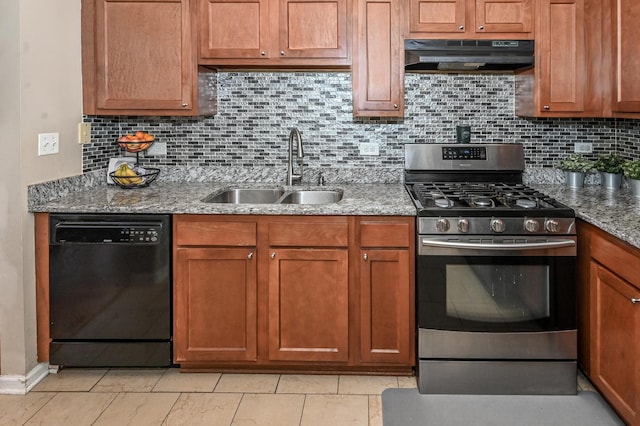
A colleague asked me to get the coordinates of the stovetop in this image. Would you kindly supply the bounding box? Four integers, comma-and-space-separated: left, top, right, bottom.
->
407, 182, 575, 218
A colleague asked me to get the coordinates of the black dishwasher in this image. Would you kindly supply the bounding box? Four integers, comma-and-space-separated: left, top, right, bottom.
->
49, 214, 172, 367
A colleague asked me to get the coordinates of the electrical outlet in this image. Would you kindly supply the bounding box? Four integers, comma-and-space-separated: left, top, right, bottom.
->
146, 141, 167, 156
574, 142, 593, 153
359, 142, 380, 156
78, 123, 91, 144
38, 133, 59, 156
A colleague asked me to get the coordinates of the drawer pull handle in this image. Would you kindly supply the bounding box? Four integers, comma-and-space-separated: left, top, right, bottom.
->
632, 298, 640, 304
271, 252, 276, 259
363, 253, 368, 260
247, 252, 253, 259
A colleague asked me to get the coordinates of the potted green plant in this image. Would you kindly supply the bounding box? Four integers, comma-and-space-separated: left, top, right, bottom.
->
594, 153, 625, 191
555, 153, 594, 189
623, 159, 640, 197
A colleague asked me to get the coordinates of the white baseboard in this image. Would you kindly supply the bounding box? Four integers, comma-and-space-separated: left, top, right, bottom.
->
0, 363, 49, 395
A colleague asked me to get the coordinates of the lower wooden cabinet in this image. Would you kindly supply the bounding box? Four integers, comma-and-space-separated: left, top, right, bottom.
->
268, 248, 349, 362
360, 249, 411, 364
174, 247, 258, 363
578, 220, 640, 425
172, 214, 415, 372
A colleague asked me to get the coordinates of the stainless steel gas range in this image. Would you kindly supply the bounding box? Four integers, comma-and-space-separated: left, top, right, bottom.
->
405, 143, 577, 395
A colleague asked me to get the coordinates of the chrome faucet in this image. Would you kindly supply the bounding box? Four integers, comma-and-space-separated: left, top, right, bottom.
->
287, 127, 304, 185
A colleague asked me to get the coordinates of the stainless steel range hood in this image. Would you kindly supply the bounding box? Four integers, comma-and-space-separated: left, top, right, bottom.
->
405, 39, 534, 71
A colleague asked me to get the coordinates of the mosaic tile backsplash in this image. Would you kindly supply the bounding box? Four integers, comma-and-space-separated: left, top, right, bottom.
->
84, 72, 639, 178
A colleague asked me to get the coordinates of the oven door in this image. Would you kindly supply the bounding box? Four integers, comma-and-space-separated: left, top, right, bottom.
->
417, 236, 577, 333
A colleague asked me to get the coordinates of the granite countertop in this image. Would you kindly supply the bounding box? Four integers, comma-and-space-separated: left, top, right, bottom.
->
531, 184, 640, 249
29, 182, 417, 216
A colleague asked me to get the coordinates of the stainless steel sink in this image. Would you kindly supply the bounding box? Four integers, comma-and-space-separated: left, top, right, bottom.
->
202, 187, 343, 205
201, 188, 284, 204
279, 190, 343, 205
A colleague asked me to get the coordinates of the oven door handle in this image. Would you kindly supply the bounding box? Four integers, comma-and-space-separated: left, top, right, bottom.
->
421, 238, 576, 251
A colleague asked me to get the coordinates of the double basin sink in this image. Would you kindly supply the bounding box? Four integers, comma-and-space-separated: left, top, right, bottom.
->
202, 187, 343, 205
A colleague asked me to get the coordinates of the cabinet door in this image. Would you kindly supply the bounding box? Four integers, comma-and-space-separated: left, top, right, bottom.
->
537, 0, 585, 113
92, 0, 194, 112
199, 0, 270, 59
360, 249, 412, 364
409, 0, 465, 33
611, 0, 640, 113
475, 0, 532, 33
353, 0, 404, 117
590, 262, 640, 425
268, 248, 349, 362
279, 0, 349, 60
174, 248, 257, 363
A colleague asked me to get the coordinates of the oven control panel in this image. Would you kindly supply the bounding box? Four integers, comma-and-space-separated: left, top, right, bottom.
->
418, 217, 576, 235
442, 146, 487, 160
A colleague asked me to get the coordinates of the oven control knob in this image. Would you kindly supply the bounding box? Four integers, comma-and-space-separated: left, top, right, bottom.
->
457, 219, 470, 233
490, 218, 506, 233
436, 218, 450, 232
545, 219, 560, 233
524, 219, 540, 233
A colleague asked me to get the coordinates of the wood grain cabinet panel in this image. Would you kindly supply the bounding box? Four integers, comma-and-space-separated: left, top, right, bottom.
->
198, 0, 350, 65
174, 247, 258, 362
590, 263, 640, 425
352, 0, 405, 117
409, 0, 532, 36
268, 248, 349, 362
611, 0, 640, 113
82, 0, 208, 115
578, 221, 640, 426
199, 0, 271, 59
359, 249, 411, 364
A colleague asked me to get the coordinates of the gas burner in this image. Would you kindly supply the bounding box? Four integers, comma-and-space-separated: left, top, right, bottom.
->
435, 198, 454, 208
470, 197, 495, 208
516, 199, 537, 209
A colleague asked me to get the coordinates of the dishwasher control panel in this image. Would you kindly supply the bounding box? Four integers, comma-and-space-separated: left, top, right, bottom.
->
50, 215, 167, 245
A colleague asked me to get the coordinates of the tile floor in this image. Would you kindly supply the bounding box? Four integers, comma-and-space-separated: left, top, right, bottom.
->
0, 369, 597, 426
0, 369, 417, 425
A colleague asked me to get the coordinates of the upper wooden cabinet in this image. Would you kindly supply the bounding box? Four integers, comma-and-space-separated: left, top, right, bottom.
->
82, 0, 215, 116
609, 0, 640, 114
515, 0, 606, 117
409, 0, 533, 38
352, 0, 405, 117
198, 0, 351, 66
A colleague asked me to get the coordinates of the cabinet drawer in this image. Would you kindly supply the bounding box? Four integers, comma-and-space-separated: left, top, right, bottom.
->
590, 230, 640, 289
268, 222, 348, 247
360, 221, 411, 248
175, 218, 257, 246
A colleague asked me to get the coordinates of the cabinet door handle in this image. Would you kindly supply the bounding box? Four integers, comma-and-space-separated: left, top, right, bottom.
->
270, 252, 276, 259
543, 105, 550, 110
479, 25, 484, 30
181, 103, 189, 108
247, 252, 254, 259
393, 103, 399, 109
459, 25, 464, 30
261, 51, 267, 56
363, 253, 368, 260
280, 51, 285, 56
632, 298, 640, 304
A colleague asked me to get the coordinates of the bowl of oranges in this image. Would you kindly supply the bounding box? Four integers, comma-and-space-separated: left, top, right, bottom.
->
117, 131, 155, 153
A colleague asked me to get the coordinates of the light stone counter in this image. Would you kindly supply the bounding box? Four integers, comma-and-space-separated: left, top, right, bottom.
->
531, 184, 640, 249
29, 181, 417, 217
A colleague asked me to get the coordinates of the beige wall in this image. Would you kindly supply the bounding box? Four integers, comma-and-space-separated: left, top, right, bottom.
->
0, 0, 83, 378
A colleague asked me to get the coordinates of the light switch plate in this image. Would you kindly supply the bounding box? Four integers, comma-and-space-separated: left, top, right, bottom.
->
146, 141, 167, 156
359, 142, 380, 156
78, 123, 91, 144
38, 133, 59, 156
574, 142, 593, 153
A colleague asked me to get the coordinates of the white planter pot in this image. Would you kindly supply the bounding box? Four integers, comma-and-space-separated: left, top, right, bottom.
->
564, 171, 585, 189
599, 172, 622, 191
629, 178, 640, 198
